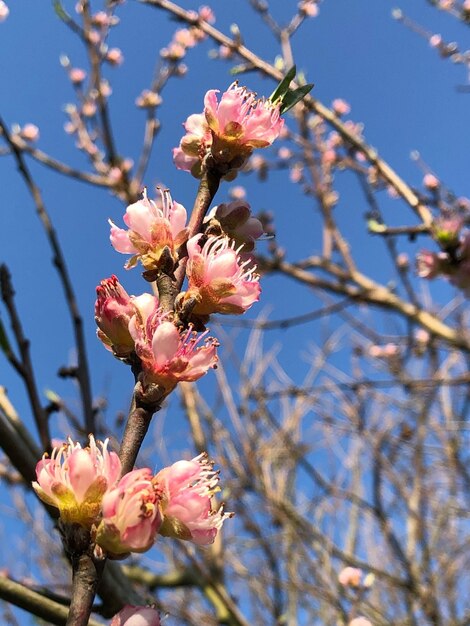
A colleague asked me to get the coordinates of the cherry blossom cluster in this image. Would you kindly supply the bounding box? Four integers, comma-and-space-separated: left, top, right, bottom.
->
174, 82, 284, 179
33, 436, 231, 554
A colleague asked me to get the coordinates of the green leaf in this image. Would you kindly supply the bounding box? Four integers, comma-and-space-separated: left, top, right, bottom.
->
367, 219, 387, 234
269, 65, 297, 103
52, 0, 68, 21
279, 83, 314, 113
0, 317, 11, 355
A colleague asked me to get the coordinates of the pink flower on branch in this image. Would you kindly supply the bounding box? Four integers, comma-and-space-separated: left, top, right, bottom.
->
111, 606, 161, 626
32, 436, 121, 526
129, 306, 218, 392
109, 189, 188, 275
155, 453, 232, 545
174, 83, 284, 178
184, 235, 261, 316
95, 468, 163, 555
338, 566, 362, 587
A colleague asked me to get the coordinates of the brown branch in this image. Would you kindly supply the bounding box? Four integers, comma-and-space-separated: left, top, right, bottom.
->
0, 574, 103, 626
143, 0, 433, 227
0, 265, 50, 451
263, 257, 470, 351
0, 117, 95, 435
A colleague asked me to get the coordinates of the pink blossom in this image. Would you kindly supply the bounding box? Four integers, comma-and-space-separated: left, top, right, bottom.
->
229, 185, 246, 200
338, 567, 362, 587
298, 1, 319, 17
464, 0, 470, 11
396, 252, 409, 269
32, 436, 121, 526
199, 5, 215, 22
349, 619, 373, 626
129, 308, 218, 392
332, 98, 351, 116
278, 146, 292, 160
109, 189, 188, 273
204, 83, 284, 161
429, 34, 442, 48
173, 28, 197, 47
92, 11, 117, 28
0, 1, 9, 21
185, 235, 261, 315
107, 47, 124, 66
82, 101, 97, 117
174, 83, 284, 177
204, 201, 264, 252
368, 343, 399, 359
135, 90, 162, 108
111, 606, 161, 626
69, 67, 86, 84
96, 469, 163, 555
156, 453, 232, 545
160, 42, 186, 60
423, 173, 439, 190
20, 124, 40, 142
416, 249, 447, 279
218, 44, 233, 59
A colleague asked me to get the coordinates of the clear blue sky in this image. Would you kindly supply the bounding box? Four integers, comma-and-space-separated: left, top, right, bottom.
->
0, 0, 469, 622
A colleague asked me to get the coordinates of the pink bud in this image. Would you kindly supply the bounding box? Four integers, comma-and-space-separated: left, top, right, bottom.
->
396, 253, 409, 269
32, 436, 121, 526
156, 453, 232, 545
0, 1, 9, 21
332, 98, 351, 116
20, 124, 40, 142
338, 567, 362, 587
423, 173, 439, 190
69, 67, 86, 84
298, 1, 318, 17
429, 34, 442, 48
110, 605, 161, 626
95, 276, 136, 358
135, 90, 162, 108
107, 47, 124, 66
199, 5, 215, 23
416, 249, 447, 279
229, 185, 246, 200
349, 619, 373, 626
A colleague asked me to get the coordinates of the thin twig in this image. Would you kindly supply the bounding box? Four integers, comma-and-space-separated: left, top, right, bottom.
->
0, 117, 95, 435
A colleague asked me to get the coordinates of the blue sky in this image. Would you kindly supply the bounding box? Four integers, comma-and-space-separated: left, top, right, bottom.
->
0, 0, 469, 622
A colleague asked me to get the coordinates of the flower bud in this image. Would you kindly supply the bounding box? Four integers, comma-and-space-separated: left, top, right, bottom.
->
338, 567, 362, 587
110, 605, 161, 626
95, 276, 135, 357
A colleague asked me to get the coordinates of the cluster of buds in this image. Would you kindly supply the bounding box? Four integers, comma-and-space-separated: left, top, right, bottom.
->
416, 217, 470, 293
33, 437, 231, 555
160, 6, 215, 62
174, 82, 284, 179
